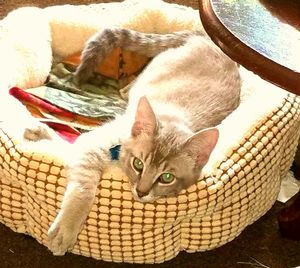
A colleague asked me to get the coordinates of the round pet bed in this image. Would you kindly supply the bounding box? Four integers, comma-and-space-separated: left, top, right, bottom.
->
0, 0, 300, 264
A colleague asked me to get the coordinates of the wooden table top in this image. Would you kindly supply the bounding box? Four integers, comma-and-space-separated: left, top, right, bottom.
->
199, 0, 300, 95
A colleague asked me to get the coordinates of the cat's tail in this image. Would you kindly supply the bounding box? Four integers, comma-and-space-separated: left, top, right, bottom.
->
75, 28, 203, 84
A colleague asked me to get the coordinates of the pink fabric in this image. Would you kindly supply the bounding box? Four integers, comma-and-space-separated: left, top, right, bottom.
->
9, 87, 81, 143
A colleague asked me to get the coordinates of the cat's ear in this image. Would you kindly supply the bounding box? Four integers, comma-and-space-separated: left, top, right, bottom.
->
132, 96, 157, 137
184, 127, 219, 167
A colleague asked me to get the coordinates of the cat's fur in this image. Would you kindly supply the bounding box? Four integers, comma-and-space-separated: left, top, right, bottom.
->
24, 28, 241, 255
75, 28, 203, 84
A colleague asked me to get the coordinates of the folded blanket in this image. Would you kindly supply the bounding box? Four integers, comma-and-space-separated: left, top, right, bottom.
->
8, 41, 152, 137
9, 87, 82, 143
10, 86, 100, 125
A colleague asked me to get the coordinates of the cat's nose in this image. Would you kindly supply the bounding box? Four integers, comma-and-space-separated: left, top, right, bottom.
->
136, 190, 148, 198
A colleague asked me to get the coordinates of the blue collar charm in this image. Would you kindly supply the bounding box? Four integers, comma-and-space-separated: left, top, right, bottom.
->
109, 145, 121, 160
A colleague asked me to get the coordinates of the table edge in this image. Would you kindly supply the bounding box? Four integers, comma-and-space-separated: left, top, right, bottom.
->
198, 0, 300, 95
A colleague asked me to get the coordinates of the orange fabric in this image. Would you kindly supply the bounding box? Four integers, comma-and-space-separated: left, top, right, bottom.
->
63, 48, 149, 80
121, 50, 149, 77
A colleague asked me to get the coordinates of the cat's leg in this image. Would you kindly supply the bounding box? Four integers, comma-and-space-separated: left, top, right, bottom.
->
48, 144, 109, 255
0, 114, 61, 143
48, 115, 131, 255
23, 120, 61, 142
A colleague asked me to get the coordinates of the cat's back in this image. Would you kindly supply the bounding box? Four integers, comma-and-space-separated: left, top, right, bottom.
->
128, 35, 241, 130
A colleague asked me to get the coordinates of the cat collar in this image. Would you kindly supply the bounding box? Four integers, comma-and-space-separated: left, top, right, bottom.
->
109, 145, 121, 160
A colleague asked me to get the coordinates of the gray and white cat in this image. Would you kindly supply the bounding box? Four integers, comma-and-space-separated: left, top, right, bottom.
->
24, 28, 241, 255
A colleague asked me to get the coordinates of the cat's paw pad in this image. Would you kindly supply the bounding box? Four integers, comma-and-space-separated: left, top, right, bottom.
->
48, 220, 78, 256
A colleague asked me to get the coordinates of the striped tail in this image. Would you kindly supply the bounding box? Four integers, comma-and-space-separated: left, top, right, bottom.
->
75, 28, 203, 84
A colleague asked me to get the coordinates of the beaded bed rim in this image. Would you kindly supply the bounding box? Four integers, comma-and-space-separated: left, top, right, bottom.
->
0, 93, 299, 263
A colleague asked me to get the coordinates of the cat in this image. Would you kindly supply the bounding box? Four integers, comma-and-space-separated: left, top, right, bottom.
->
23, 28, 241, 255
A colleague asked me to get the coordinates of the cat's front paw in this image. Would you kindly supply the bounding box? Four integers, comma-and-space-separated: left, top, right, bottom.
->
23, 122, 55, 142
48, 217, 79, 256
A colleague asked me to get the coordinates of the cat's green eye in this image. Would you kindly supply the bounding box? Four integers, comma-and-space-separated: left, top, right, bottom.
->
133, 157, 144, 172
159, 173, 175, 184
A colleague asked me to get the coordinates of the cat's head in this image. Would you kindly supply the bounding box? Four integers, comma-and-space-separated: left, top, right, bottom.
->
120, 97, 219, 203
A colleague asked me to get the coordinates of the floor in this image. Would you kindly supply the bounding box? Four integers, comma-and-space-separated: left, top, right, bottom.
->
1, 169, 300, 268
